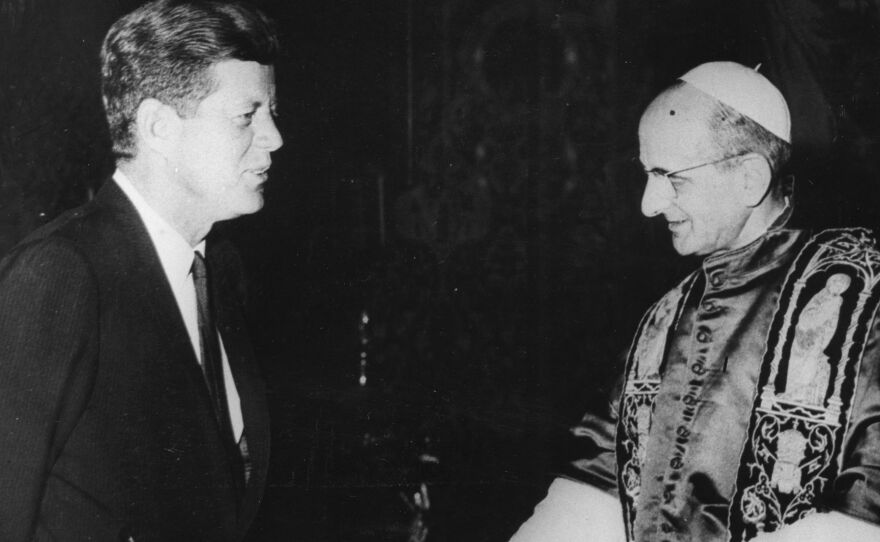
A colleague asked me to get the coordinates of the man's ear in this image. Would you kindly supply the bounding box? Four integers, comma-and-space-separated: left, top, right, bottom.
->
134, 98, 182, 158
738, 153, 773, 208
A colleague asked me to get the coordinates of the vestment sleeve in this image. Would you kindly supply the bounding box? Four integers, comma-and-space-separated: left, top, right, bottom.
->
508, 477, 626, 542
507, 378, 624, 542
555, 378, 621, 494
829, 305, 880, 525
0, 239, 99, 540
750, 511, 880, 541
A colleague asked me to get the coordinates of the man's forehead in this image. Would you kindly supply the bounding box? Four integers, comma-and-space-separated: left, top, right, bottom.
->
638, 84, 718, 165
203, 59, 277, 104
641, 84, 716, 129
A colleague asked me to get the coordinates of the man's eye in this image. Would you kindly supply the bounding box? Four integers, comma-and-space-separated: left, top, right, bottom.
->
237, 111, 256, 125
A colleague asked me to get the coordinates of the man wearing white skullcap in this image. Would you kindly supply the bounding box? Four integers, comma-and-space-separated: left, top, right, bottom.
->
509, 61, 880, 542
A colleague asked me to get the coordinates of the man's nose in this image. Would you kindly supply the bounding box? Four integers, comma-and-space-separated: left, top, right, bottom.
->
641, 174, 674, 217
256, 116, 283, 152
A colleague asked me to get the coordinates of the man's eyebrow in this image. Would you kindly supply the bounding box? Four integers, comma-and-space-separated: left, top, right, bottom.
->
230, 99, 260, 112
237, 98, 269, 109
634, 156, 663, 174
247, 97, 279, 114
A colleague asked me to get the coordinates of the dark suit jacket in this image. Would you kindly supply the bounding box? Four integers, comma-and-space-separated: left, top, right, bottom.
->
0, 180, 270, 541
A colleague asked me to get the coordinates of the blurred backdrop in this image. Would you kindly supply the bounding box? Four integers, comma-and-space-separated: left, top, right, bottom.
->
3, 0, 880, 540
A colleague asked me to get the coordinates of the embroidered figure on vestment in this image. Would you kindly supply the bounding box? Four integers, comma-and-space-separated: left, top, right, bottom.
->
781, 273, 850, 406
729, 229, 880, 542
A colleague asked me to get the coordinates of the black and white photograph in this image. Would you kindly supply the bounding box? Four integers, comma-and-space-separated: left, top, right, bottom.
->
1, 0, 880, 540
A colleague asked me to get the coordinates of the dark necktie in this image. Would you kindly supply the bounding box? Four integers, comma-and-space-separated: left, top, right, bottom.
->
192, 252, 238, 453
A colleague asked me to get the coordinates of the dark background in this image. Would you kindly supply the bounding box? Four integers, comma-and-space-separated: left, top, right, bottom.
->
3, 0, 880, 540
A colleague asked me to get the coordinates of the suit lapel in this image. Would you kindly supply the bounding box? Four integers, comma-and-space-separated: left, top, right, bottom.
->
95, 181, 201, 371
98, 180, 269, 526
96, 182, 244, 480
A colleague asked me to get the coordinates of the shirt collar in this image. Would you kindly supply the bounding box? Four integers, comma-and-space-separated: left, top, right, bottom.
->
700, 213, 805, 292
113, 169, 205, 286
698, 178, 804, 291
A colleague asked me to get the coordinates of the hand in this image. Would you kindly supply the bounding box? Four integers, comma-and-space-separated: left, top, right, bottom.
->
508, 478, 625, 542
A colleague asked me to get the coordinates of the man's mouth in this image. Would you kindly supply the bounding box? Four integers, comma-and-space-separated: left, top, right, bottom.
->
667, 219, 688, 231
247, 166, 270, 182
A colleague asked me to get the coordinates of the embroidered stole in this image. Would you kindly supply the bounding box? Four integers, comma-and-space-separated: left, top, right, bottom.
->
616, 272, 697, 540
614, 229, 880, 542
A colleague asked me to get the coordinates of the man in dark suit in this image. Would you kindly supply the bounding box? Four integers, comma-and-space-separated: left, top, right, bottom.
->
0, 1, 282, 540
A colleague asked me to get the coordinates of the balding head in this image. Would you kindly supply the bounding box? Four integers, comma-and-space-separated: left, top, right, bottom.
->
641, 80, 791, 177
639, 82, 724, 176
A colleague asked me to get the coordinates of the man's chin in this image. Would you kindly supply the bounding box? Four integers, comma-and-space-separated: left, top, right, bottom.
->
671, 236, 697, 257
245, 198, 265, 215
245, 189, 265, 210
224, 195, 265, 221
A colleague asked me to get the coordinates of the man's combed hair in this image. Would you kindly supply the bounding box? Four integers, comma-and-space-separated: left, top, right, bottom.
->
101, 0, 280, 159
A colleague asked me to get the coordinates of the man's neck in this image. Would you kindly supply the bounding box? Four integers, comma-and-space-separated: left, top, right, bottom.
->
733, 196, 790, 250
118, 161, 212, 247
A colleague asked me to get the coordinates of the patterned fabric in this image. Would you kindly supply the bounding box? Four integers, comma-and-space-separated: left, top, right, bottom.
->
617, 275, 696, 535
565, 226, 880, 541
728, 229, 880, 541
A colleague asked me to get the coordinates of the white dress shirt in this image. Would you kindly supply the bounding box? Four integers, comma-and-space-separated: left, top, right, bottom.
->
113, 170, 244, 442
